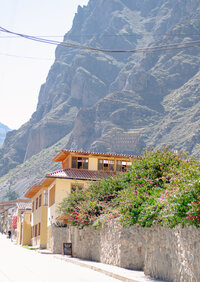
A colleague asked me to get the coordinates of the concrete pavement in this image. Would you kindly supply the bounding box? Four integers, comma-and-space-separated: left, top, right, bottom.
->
1, 234, 165, 282
53, 255, 164, 282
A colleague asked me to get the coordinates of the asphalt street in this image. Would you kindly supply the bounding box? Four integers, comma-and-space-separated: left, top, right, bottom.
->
0, 234, 119, 282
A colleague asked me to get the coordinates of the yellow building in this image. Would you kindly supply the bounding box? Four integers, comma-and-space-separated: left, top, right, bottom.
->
0, 199, 30, 238
25, 150, 133, 251
53, 150, 133, 172
16, 202, 32, 246
24, 181, 51, 249
47, 150, 133, 223
46, 150, 133, 250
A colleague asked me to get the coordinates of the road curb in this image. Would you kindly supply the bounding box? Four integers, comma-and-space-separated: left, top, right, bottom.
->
54, 256, 140, 282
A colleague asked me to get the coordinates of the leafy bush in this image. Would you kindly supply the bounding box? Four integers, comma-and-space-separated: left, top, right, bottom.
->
58, 148, 200, 229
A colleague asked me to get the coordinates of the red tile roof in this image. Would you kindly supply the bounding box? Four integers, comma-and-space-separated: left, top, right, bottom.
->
0, 199, 30, 206
53, 149, 135, 162
63, 149, 134, 157
46, 168, 116, 181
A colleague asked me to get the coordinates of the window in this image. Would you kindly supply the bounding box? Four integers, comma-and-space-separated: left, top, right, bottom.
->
36, 197, 38, 210
71, 157, 88, 169
32, 201, 34, 212
116, 160, 132, 172
98, 159, 114, 171
38, 223, 41, 236
49, 186, 55, 207
44, 190, 48, 206
71, 184, 84, 193
39, 195, 42, 207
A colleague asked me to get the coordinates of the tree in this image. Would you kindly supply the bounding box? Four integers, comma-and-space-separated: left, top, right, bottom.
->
4, 187, 19, 201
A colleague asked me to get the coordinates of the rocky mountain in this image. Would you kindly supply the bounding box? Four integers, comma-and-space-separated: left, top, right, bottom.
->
1, 0, 200, 199
0, 122, 10, 146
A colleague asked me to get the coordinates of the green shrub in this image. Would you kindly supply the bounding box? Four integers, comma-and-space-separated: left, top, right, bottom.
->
58, 148, 200, 229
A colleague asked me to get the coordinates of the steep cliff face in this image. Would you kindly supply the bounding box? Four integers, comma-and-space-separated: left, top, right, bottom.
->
0, 0, 200, 197
64, 0, 200, 155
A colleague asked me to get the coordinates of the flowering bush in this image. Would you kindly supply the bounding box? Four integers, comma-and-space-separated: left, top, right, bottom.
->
58, 148, 200, 229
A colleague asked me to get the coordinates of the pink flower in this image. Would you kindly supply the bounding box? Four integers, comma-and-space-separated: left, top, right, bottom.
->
149, 180, 152, 184
135, 190, 138, 194
130, 204, 133, 207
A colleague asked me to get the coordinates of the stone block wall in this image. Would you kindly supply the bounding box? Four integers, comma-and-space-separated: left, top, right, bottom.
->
50, 223, 200, 282
51, 225, 71, 254
144, 226, 200, 281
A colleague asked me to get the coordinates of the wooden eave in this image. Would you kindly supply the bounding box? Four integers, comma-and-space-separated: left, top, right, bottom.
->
24, 178, 54, 198
52, 150, 69, 162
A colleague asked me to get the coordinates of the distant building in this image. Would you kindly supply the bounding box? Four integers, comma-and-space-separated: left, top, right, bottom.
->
0, 199, 31, 241
16, 202, 32, 246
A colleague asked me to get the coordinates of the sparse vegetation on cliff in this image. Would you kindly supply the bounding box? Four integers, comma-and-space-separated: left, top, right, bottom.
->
59, 148, 200, 229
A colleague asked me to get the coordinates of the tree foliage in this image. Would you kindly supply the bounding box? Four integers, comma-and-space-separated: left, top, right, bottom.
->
58, 148, 200, 229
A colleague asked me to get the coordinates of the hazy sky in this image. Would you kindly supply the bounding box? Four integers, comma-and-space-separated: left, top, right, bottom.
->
0, 0, 88, 129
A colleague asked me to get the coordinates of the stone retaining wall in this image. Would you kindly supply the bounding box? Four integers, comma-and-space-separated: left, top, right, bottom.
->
50, 223, 200, 282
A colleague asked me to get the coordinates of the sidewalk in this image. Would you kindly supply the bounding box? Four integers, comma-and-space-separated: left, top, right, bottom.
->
53, 254, 165, 282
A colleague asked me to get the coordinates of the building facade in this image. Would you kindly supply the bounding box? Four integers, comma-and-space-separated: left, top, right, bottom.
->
25, 150, 134, 251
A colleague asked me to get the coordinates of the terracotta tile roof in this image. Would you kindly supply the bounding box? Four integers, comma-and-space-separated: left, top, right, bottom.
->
63, 149, 134, 157
53, 149, 135, 162
0, 199, 30, 206
46, 168, 116, 181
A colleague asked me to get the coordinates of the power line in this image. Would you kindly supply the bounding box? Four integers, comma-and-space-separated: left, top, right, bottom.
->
0, 25, 200, 54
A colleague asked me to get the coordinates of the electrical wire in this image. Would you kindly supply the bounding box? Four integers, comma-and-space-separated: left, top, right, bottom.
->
1, 25, 200, 54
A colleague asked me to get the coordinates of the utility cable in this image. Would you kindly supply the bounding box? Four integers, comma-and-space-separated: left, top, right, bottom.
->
1, 25, 200, 54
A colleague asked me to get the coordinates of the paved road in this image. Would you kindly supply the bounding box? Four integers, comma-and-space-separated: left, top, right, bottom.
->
0, 234, 119, 282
